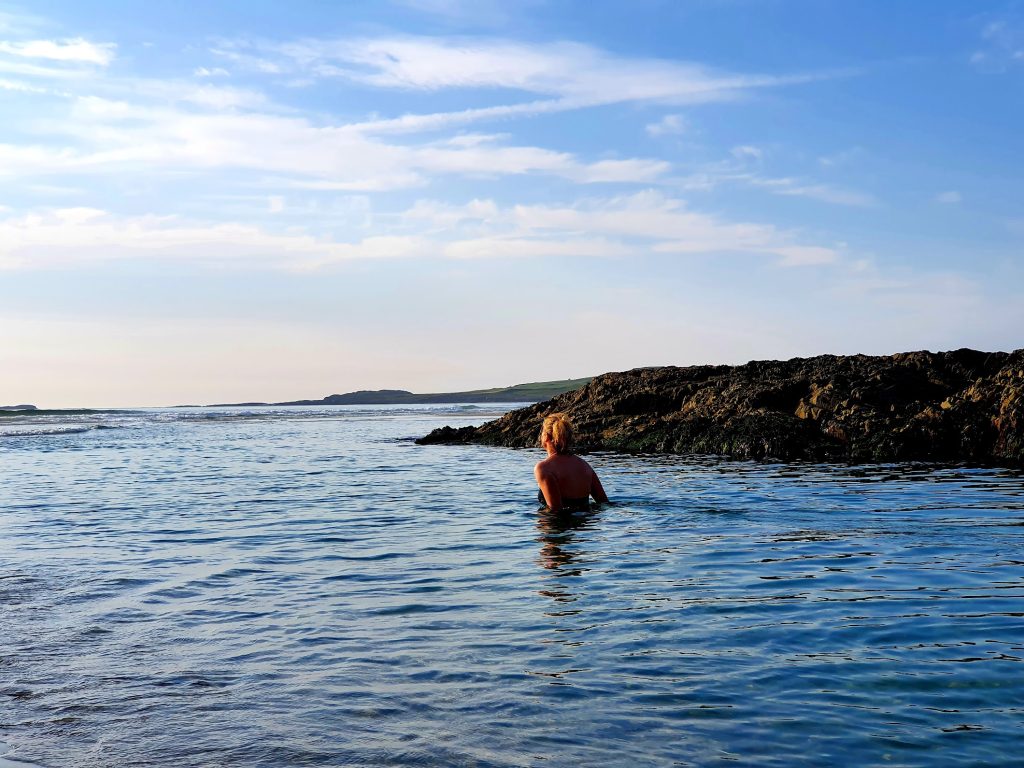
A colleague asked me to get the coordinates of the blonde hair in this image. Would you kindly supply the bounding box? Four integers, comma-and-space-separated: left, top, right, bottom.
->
540, 413, 573, 454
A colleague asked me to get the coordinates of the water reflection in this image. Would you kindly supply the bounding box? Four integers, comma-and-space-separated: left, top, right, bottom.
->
536, 506, 597, 570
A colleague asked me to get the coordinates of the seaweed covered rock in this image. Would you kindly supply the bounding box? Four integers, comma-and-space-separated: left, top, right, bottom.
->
416, 348, 1024, 464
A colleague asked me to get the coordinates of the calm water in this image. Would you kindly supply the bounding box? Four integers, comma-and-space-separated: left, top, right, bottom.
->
1, 405, 1023, 767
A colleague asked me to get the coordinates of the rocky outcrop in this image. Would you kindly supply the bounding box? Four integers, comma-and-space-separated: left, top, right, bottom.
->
417, 349, 1024, 464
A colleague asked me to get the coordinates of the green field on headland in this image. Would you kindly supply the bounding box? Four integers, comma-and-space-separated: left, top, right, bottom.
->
207, 377, 594, 407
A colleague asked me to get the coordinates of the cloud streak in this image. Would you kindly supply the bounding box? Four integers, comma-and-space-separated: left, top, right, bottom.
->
0, 207, 426, 270
5, 95, 669, 190
0, 37, 115, 65
0, 192, 841, 270
264, 36, 833, 105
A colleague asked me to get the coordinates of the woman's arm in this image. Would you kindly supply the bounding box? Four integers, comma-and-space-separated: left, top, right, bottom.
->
535, 462, 562, 512
590, 467, 609, 504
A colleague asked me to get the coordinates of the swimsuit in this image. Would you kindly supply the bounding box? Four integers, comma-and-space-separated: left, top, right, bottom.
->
537, 489, 591, 511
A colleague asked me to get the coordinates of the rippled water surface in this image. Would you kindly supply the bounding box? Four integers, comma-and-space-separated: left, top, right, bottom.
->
2, 405, 1024, 767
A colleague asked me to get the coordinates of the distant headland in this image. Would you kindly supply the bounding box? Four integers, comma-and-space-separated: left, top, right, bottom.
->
418, 348, 1024, 465
202, 377, 593, 408
0, 404, 37, 411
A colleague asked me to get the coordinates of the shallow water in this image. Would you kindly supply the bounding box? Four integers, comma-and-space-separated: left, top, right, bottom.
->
2, 405, 1023, 767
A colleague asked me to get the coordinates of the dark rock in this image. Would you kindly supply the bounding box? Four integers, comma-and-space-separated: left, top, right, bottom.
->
415, 425, 480, 445
416, 348, 1024, 465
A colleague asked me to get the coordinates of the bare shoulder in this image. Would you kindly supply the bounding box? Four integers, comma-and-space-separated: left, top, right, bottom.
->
573, 454, 596, 473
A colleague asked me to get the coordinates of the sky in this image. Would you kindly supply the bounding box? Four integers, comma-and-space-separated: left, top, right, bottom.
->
0, 0, 1022, 407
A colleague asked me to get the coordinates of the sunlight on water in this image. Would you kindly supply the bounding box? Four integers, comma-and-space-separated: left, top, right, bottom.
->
2, 406, 1023, 767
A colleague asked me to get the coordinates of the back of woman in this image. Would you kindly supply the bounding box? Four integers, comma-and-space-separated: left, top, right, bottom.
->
534, 413, 608, 512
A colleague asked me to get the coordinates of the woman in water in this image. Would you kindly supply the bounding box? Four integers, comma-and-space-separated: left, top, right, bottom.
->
534, 413, 608, 512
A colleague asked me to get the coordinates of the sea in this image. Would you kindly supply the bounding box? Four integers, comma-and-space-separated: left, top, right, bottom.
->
1, 404, 1023, 767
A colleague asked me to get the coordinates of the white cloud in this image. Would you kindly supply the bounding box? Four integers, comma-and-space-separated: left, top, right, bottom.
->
506, 190, 841, 265
971, 19, 1024, 73
209, 47, 283, 74
0, 31, 852, 204
730, 145, 763, 162
53, 206, 105, 223
12, 96, 669, 189
0, 193, 841, 270
664, 146, 876, 207
0, 56, 96, 78
766, 245, 840, 267
773, 182, 875, 207
0, 76, 52, 93
0, 207, 426, 270
0, 29, 856, 272
573, 158, 671, 183
346, 98, 570, 135
393, 0, 538, 26
194, 66, 229, 78
645, 114, 687, 137
746, 175, 876, 207
818, 146, 865, 168
443, 235, 630, 259
222, 35, 837, 124
403, 198, 498, 227
935, 190, 962, 204
0, 37, 115, 65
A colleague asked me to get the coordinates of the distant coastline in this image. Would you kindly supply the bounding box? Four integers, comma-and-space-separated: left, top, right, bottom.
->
199, 377, 594, 408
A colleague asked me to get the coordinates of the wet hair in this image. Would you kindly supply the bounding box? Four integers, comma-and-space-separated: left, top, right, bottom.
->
540, 413, 573, 454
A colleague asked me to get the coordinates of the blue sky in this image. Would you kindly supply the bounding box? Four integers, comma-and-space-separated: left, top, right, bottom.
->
1, 0, 1022, 407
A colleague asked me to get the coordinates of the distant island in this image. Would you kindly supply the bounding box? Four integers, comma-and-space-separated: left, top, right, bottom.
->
418, 348, 1024, 465
204, 377, 593, 407
0, 404, 37, 411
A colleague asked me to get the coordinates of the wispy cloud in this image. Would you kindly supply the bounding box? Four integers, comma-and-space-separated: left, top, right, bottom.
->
397, 190, 842, 266
403, 198, 499, 228
970, 19, 1024, 73
218, 35, 840, 118
752, 177, 876, 207
346, 98, 571, 135
0, 9, 47, 35
669, 152, 876, 208
817, 146, 865, 168
0, 192, 842, 270
730, 145, 763, 162
6, 91, 669, 189
194, 66, 229, 78
646, 114, 687, 137
508, 191, 841, 265
0, 37, 115, 65
392, 0, 539, 26
0, 26, 859, 273
935, 190, 962, 204
0, 207, 426, 270
443, 235, 631, 260
0, 28, 854, 204
0, 76, 53, 93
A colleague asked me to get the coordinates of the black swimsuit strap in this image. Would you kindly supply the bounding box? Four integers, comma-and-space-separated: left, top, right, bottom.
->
537, 489, 590, 510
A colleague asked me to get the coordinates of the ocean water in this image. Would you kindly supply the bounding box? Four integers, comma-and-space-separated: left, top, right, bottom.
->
1, 405, 1023, 767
